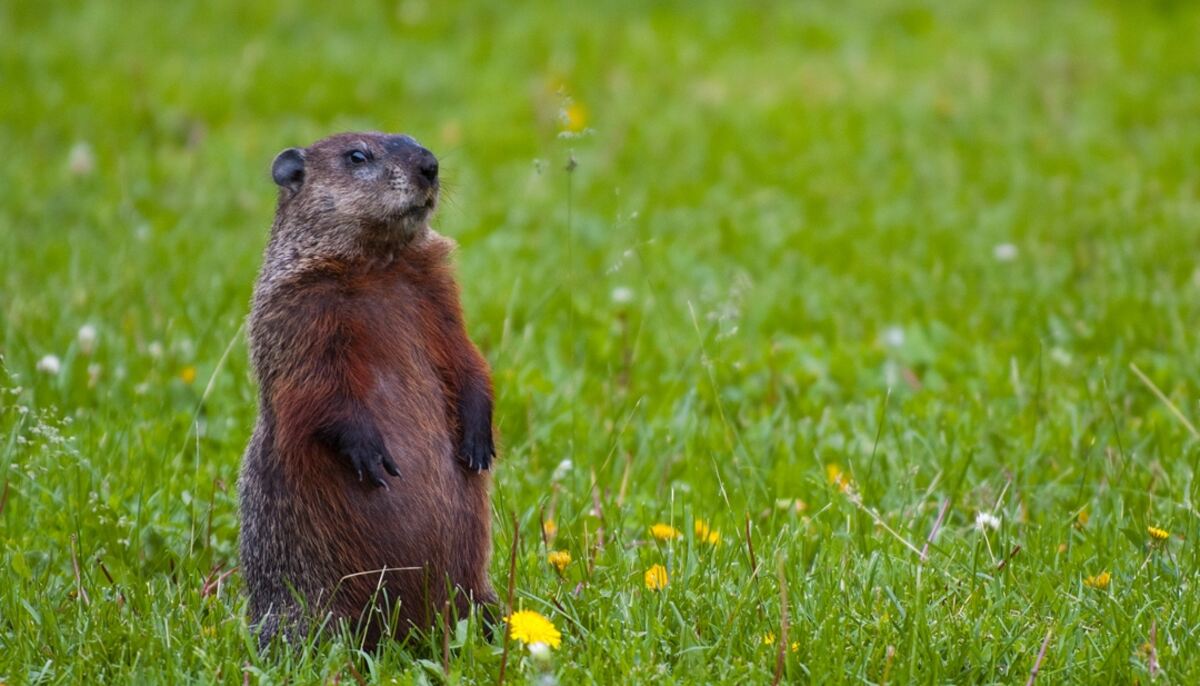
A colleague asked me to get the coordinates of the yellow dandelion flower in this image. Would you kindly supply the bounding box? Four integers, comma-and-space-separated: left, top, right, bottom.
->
826, 464, 852, 493
180, 366, 197, 384
547, 550, 571, 572
1083, 571, 1110, 590
695, 519, 721, 545
644, 564, 668, 591
762, 632, 775, 645
560, 102, 588, 133
1148, 526, 1170, 542
650, 523, 681, 541
543, 519, 557, 538
790, 641, 800, 653
825, 464, 842, 484
506, 610, 562, 649
1076, 509, 1089, 528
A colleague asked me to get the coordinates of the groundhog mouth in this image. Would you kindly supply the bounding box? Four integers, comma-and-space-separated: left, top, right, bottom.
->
382, 194, 437, 235
397, 196, 436, 219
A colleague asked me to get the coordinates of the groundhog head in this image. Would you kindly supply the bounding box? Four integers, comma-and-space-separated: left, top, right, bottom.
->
269, 132, 440, 256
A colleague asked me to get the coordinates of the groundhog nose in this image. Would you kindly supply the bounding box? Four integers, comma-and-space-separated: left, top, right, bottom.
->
416, 149, 438, 184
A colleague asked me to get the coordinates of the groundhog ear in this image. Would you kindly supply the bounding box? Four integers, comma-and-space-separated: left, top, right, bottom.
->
271, 148, 306, 192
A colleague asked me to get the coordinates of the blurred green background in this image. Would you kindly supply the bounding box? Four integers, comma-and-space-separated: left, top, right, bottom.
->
3, 0, 1200, 683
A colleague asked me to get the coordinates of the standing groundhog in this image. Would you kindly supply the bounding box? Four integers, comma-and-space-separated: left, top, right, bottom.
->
239, 132, 497, 648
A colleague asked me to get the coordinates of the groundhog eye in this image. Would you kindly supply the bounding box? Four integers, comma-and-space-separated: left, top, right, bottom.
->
347, 150, 369, 165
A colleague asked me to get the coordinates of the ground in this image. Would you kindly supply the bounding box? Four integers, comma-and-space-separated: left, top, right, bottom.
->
3, 0, 1200, 683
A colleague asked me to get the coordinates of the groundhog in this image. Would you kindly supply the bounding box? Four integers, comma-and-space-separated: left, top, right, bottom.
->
238, 132, 497, 648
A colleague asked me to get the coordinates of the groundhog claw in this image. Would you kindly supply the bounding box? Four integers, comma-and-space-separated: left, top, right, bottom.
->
382, 454, 401, 477
459, 428, 495, 473
362, 448, 401, 488
347, 449, 398, 489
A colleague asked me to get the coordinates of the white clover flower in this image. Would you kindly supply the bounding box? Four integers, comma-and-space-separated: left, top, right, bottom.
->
993, 243, 1018, 262
974, 512, 1001, 532
68, 142, 95, 176
77, 324, 98, 355
147, 341, 164, 359
882, 326, 905, 348
528, 641, 551, 661
36, 355, 61, 375
551, 459, 573, 482
177, 338, 195, 357
611, 286, 634, 305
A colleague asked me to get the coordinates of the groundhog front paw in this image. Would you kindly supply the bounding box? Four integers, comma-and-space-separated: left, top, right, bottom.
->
348, 445, 401, 489
458, 426, 494, 473
317, 420, 400, 489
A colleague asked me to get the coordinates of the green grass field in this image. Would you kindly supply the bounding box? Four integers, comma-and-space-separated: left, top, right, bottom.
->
4, 0, 1200, 683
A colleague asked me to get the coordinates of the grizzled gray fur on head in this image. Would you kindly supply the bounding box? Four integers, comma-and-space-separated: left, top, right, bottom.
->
262, 132, 441, 282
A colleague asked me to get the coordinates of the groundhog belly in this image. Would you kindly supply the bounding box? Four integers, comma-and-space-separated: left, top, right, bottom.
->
289, 340, 491, 628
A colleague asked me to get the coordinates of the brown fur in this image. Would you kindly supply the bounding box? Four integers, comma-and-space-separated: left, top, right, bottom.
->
239, 132, 496, 648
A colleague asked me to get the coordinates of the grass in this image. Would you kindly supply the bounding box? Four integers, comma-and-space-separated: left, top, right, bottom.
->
3, 0, 1200, 682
